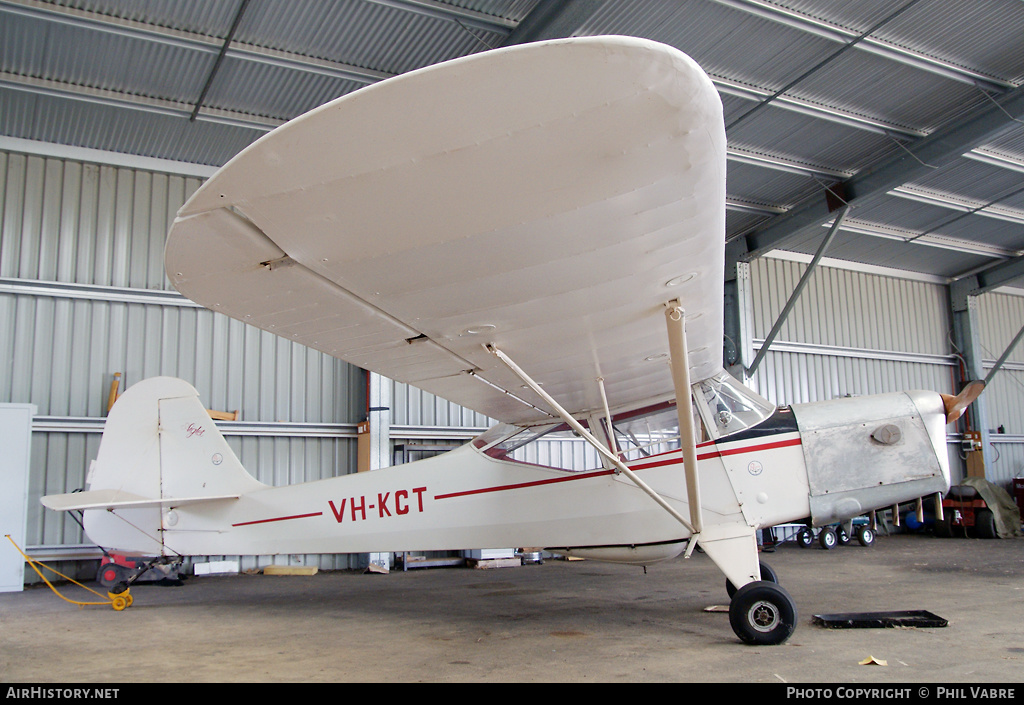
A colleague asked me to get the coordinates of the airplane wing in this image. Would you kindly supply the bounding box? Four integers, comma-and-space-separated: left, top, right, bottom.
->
165, 36, 726, 425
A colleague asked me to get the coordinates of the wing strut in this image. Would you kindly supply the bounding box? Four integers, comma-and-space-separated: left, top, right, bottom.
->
664, 299, 704, 535
596, 376, 618, 456
486, 344, 697, 535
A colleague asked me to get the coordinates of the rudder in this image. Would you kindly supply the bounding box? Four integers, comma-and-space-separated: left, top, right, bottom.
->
46, 377, 265, 555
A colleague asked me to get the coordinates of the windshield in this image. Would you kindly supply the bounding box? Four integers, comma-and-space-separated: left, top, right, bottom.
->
693, 371, 775, 439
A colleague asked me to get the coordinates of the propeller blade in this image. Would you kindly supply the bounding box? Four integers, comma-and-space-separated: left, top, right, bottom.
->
939, 380, 985, 424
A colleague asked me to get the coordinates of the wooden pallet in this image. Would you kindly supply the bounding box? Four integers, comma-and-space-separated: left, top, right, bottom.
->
467, 557, 521, 569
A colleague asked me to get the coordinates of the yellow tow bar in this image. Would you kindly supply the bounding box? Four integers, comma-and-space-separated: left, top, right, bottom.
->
5, 534, 133, 611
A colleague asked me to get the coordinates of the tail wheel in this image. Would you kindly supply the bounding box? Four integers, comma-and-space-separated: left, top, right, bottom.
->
729, 581, 798, 645
819, 527, 837, 550
726, 560, 778, 598
97, 563, 128, 588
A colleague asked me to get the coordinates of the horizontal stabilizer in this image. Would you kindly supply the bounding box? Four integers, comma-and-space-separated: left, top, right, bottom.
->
41, 488, 239, 512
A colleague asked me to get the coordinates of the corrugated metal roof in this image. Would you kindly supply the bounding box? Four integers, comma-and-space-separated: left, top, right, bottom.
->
2, 0, 1023, 285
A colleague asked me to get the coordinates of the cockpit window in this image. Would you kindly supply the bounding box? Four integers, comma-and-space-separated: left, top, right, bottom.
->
692, 371, 775, 439
609, 406, 683, 462
470, 372, 774, 470
472, 422, 599, 471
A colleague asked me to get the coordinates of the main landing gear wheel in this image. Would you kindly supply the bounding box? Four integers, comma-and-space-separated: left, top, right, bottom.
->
729, 580, 798, 645
726, 561, 777, 598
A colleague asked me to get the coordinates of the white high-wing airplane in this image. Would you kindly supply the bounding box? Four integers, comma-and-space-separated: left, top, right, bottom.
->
41, 36, 980, 645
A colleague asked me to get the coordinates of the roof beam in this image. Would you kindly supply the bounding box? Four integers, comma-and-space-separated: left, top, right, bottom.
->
500, 0, 604, 46
727, 80, 1024, 270
0, 72, 278, 132
711, 0, 1015, 93
952, 255, 1024, 308
0, 0, 392, 86
190, 0, 250, 122
367, 0, 516, 33
725, 0, 926, 132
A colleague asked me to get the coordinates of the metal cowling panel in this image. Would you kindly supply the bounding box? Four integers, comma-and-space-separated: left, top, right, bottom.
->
792, 390, 949, 525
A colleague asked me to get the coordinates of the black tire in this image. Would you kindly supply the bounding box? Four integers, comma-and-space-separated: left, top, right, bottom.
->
837, 525, 851, 546
856, 525, 875, 547
729, 580, 798, 646
96, 562, 128, 588
934, 515, 952, 538
726, 561, 778, 598
796, 527, 814, 548
819, 527, 837, 550
974, 508, 997, 539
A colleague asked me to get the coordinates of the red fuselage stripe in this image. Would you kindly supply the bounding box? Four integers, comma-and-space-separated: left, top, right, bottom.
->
629, 436, 803, 471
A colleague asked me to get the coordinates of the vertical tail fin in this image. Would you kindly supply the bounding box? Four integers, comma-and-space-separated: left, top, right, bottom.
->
89, 376, 264, 501
42, 377, 264, 555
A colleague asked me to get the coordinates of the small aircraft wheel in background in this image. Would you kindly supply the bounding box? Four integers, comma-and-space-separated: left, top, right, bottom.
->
856, 525, 875, 547
933, 515, 952, 538
819, 526, 837, 550
726, 561, 778, 598
796, 527, 814, 548
974, 508, 997, 539
729, 580, 798, 646
836, 526, 851, 546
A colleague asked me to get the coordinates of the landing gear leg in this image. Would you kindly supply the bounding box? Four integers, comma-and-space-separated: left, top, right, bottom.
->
699, 525, 798, 645
726, 560, 777, 598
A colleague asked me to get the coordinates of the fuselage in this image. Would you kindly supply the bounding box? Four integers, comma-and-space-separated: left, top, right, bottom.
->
81, 387, 950, 563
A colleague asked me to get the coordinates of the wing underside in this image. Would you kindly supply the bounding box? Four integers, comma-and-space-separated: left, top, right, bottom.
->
165, 36, 726, 425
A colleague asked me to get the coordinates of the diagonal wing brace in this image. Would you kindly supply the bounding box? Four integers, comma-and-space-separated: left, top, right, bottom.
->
486, 343, 698, 536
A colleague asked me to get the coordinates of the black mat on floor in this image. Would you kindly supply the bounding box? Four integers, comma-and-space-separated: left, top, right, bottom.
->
812, 610, 947, 629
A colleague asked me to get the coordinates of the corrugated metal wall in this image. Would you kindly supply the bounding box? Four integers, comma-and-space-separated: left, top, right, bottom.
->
1, 149, 366, 573
390, 380, 491, 429
745, 257, 966, 483
747, 258, 954, 403
973, 292, 1024, 487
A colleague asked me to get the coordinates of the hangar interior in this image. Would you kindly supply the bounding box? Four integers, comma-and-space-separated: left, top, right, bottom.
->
1, 0, 1024, 577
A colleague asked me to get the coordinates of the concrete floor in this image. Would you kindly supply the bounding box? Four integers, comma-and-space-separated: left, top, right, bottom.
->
1, 533, 1022, 683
